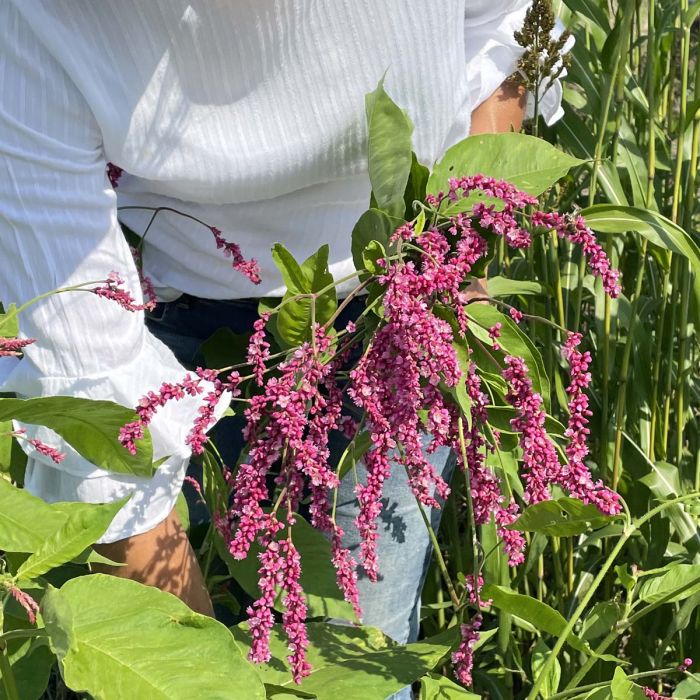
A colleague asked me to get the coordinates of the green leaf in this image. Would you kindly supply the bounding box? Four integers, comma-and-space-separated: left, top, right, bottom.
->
419, 671, 480, 698
485, 277, 544, 298
0, 396, 153, 476
673, 676, 700, 699
427, 133, 582, 215
506, 498, 618, 537
481, 584, 590, 653
0, 303, 19, 337
531, 640, 561, 698
0, 637, 54, 700
232, 622, 455, 699
0, 420, 12, 471
363, 240, 388, 275
42, 574, 265, 700
611, 667, 647, 700
580, 602, 622, 642
351, 208, 394, 274
637, 564, 700, 605
272, 244, 337, 347
365, 78, 414, 218
16, 497, 127, 581
466, 304, 550, 409
337, 431, 372, 481
485, 406, 566, 437
581, 205, 700, 273
0, 478, 126, 554
403, 152, 430, 219
219, 512, 357, 621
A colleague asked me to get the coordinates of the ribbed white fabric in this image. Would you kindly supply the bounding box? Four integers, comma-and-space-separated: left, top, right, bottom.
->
0, 0, 566, 542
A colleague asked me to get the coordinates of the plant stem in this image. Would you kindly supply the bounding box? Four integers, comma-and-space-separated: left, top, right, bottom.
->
0, 644, 18, 700
415, 497, 460, 609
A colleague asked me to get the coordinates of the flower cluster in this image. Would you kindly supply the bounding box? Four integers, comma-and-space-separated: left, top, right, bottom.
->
452, 614, 482, 686
9, 428, 65, 464
91, 272, 154, 312
116, 171, 623, 686
531, 210, 621, 296
0, 336, 35, 357
119, 368, 240, 456
209, 226, 262, 285
7, 585, 40, 625
561, 333, 621, 514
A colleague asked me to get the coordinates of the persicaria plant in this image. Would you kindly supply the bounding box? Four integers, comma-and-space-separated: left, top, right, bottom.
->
102, 83, 626, 685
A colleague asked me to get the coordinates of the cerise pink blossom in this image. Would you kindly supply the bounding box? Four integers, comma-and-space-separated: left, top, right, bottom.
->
8, 585, 39, 625
209, 226, 262, 285
561, 333, 621, 515
0, 336, 35, 357
91, 272, 153, 313
452, 613, 482, 686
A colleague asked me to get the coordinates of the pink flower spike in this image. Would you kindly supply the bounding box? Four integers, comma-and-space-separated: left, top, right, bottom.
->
91, 274, 152, 312
0, 336, 36, 357
561, 333, 621, 515
247, 314, 272, 386
509, 307, 523, 324
452, 613, 482, 686
209, 226, 261, 285
8, 586, 39, 625
28, 439, 65, 464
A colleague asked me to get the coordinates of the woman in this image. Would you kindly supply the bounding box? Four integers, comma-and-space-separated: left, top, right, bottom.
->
0, 0, 566, 686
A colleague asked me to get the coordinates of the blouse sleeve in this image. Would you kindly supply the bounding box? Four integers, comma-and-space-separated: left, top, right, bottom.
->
0, 3, 223, 540
464, 0, 573, 126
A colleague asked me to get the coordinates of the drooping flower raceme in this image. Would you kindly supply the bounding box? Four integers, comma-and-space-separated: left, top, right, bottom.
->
112, 172, 622, 685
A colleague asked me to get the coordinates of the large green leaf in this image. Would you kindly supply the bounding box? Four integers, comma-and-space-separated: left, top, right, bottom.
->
218, 511, 356, 621
42, 574, 265, 700
581, 205, 700, 273
16, 497, 126, 581
0, 477, 126, 555
272, 244, 337, 347
481, 585, 590, 654
0, 396, 153, 476
427, 133, 582, 215
232, 622, 456, 699
365, 79, 414, 218
637, 564, 700, 605
350, 208, 394, 274
506, 498, 618, 537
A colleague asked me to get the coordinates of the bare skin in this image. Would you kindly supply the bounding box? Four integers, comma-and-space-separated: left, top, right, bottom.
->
93, 508, 214, 617
470, 79, 527, 136
92, 79, 528, 616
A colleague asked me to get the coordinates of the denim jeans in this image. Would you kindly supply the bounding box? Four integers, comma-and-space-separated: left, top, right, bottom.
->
146, 295, 455, 700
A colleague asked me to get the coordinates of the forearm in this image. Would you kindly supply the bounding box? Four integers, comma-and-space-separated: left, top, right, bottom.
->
469, 79, 527, 135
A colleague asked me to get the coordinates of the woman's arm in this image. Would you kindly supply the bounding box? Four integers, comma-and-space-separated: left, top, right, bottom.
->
470, 78, 527, 135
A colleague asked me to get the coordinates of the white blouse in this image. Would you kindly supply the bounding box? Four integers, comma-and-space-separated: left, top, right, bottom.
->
0, 0, 567, 541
